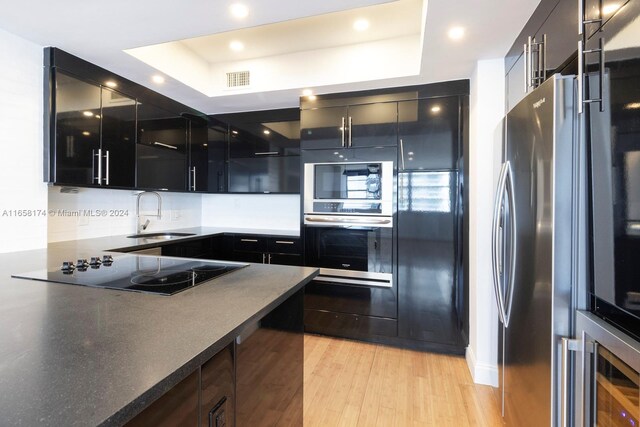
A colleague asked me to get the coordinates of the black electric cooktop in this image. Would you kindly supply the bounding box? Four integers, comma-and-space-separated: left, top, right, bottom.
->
12, 254, 248, 296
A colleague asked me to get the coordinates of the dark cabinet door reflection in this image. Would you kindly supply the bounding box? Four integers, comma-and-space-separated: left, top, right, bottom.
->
236, 289, 303, 427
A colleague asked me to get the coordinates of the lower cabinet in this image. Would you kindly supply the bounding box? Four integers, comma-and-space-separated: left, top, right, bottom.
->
124, 290, 303, 427
236, 288, 304, 426
125, 370, 200, 427
232, 235, 302, 266
201, 344, 234, 427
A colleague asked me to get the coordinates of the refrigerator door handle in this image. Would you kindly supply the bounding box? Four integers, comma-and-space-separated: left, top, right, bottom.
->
503, 161, 517, 328
492, 162, 509, 325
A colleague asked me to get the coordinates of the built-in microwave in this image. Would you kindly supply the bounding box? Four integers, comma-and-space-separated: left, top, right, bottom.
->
303, 161, 394, 218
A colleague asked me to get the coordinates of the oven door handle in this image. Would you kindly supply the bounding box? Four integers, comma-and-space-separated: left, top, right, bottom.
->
304, 216, 392, 227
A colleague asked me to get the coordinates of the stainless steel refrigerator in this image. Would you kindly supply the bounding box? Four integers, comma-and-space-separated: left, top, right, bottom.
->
492, 74, 586, 426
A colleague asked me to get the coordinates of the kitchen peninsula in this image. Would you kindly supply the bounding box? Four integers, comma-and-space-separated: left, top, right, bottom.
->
0, 228, 316, 426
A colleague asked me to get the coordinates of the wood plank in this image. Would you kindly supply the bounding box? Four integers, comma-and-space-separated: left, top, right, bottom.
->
303, 334, 504, 427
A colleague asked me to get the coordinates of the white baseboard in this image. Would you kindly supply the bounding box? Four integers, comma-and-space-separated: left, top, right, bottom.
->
465, 346, 499, 387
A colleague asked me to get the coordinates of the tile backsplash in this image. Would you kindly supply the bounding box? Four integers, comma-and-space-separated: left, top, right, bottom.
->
48, 187, 203, 242
201, 194, 300, 231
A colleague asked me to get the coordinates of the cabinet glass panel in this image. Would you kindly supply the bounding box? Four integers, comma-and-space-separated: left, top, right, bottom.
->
137, 103, 187, 191
100, 87, 136, 187
300, 106, 349, 149
348, 102, 398, 147
398, 97, 459, 170
54, 71, 101, 185
594, 345, 639, 426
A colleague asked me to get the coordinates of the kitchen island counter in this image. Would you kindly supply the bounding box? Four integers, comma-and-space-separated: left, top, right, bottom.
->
0, 235, 316, 426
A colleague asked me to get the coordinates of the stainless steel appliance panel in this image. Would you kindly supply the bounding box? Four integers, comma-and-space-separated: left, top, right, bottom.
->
495, 75, 578, 426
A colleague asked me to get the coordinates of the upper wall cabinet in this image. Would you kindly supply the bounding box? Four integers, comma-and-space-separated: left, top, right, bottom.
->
189, 120, 227, 193
52, 70, 136, 187
398, 96, 460, 171
504, 0, 579, 112
300, 102, 398, 149
137, 103, 188, 191
213, 108, 300, 194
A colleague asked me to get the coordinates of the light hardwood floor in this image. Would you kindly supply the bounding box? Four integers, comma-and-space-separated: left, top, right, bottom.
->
303, 334, 504, 427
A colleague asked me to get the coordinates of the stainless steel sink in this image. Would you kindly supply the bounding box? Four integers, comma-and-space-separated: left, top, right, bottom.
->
126, 232, 196, 239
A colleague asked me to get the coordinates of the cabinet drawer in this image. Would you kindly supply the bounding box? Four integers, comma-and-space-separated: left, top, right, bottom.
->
267, 237, 301, 254
232, 235, 268, 252
304, 309, 397, 338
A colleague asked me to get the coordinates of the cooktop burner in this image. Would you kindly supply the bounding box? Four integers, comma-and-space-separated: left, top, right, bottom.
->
12, 254, 248, 296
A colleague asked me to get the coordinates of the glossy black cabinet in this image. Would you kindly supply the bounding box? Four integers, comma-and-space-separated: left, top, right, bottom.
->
231, 235, 302, 266
137, 103, 188, 191
397, 95, 464, 349
213, 108, 300, 194
504, 0, 580, 112
398, 97, 460, 170
125, 370, 199, 427
228, 156, 300, 193
189, 120, 227, 193
585, 0, 640, 337
53, 70, 136, 187
300, 102, 397, 149
200, 343, 234, 427
236, 289, 303, 426
100, 87, 137, 187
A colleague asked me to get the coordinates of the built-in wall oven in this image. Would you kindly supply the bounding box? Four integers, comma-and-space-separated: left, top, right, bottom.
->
302, 147, 398, 339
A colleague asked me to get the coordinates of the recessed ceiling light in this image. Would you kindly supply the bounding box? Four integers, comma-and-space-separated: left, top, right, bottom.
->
232, 130, 239, 135
302, 89, 313, 96
353, 19, 370, 32
339, 155, 344, 158
152, 75, 165, 84
602, 3, 621, 14
82, 131, 90, 136
263, 129, 271, 135
229, 41, 245, 52
431, 105, 442, 113
334, 152, 339, 155
82, 111, 94, 117
203, 143, 208, 147
625, 102, 640, 110
448, 26, 465, 40
105, 81, 117, 88
230, 3, 249, 19
408, 151, 414, 156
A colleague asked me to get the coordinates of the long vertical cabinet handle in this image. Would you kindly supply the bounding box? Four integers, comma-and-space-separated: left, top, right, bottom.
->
527, 36, 533, 91
341, 117, 346, 147
591, 342, 599, 426
541, 34, 547, 83
399, 139, 406, 171
92, 149, 97, 184
104, 150, 110, 186
598, 37, 605, 113
524, 43, 529, 93
578, 40, 584, 114
348, 116, 353, 147
503, 162, 517, 327
491, 162, 509, 325
560, 338, 582, 427
95, 148, 103, 185
191, 167, 197, 191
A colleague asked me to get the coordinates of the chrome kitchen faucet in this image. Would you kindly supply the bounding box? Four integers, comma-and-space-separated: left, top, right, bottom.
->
136, 191, 162, 233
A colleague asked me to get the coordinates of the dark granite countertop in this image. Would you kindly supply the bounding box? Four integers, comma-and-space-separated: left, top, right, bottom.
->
0, 228, 316, 426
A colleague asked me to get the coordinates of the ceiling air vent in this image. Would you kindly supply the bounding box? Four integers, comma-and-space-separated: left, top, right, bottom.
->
226, 70, 250, 88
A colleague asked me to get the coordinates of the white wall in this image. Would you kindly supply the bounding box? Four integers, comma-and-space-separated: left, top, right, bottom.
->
466, 58, 505, 387
201, 194, 300, 232
48, 188, 203, 242
0, 29, 48, 253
